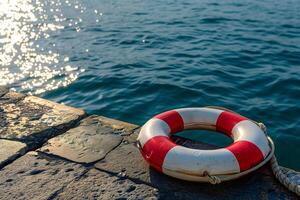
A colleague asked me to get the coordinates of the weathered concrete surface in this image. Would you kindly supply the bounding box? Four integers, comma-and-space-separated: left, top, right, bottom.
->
0, 139, 27, 168
96, 135, 299, 200
40, 115, 124, 163
0, 152, 87, 200
0, 91, 86, 147
54, 169, 158, 200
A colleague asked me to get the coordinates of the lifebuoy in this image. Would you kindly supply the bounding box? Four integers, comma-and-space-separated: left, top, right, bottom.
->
137, 107, 271, 182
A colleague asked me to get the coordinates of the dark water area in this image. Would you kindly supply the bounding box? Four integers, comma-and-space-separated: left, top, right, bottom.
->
1, 0, 300, 169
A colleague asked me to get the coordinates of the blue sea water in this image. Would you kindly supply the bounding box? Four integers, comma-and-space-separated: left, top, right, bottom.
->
1, 0, 300, 169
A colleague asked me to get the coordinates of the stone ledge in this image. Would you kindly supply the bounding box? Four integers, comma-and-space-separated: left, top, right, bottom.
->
94, 115, 138, 135
0, 89, 298, 199
0, 92, 86, 148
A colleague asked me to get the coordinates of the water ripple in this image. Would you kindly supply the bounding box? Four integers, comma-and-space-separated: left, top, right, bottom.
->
1, 0, 300, 169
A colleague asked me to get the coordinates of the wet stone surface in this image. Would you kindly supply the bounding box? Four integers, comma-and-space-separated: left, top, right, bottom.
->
0, 152, 87, 200
40, 115, 129, 163
0, 92, 86, 147
0, 139, 27, 168
54, 169, 158, 200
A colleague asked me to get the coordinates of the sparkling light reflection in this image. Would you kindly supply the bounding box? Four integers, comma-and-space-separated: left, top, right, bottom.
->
0, 0, 85, 95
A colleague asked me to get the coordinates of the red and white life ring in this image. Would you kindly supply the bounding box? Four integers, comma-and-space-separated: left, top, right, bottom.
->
137, 107, 271, 182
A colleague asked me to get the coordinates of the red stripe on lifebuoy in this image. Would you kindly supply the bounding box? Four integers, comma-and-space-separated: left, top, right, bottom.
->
216, 111, 247, 136
155, 110, 184, 134
140, 136, 177, 172
226, 141, 264, 171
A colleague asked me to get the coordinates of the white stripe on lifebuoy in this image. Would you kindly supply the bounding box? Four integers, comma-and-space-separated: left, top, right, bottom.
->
162, 146, 240, 175
137, 118, 170, 147
175, 107, 223, 129
232, 120, 270, 158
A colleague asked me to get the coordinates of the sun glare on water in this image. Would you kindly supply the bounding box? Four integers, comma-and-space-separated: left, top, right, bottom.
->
0, 0, 85, 95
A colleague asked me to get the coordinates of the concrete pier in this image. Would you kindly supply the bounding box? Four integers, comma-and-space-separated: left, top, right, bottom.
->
0, 87, 298, 199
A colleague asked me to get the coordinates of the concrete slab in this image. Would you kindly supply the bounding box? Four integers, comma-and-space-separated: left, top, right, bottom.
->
40, 115, 124, 163
0, 93, 86, 147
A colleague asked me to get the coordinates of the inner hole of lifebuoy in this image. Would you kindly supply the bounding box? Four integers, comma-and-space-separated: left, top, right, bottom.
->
172, 130, 233, 149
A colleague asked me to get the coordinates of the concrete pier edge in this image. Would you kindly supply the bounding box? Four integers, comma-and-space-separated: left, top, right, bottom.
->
0, 87, 298, 199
